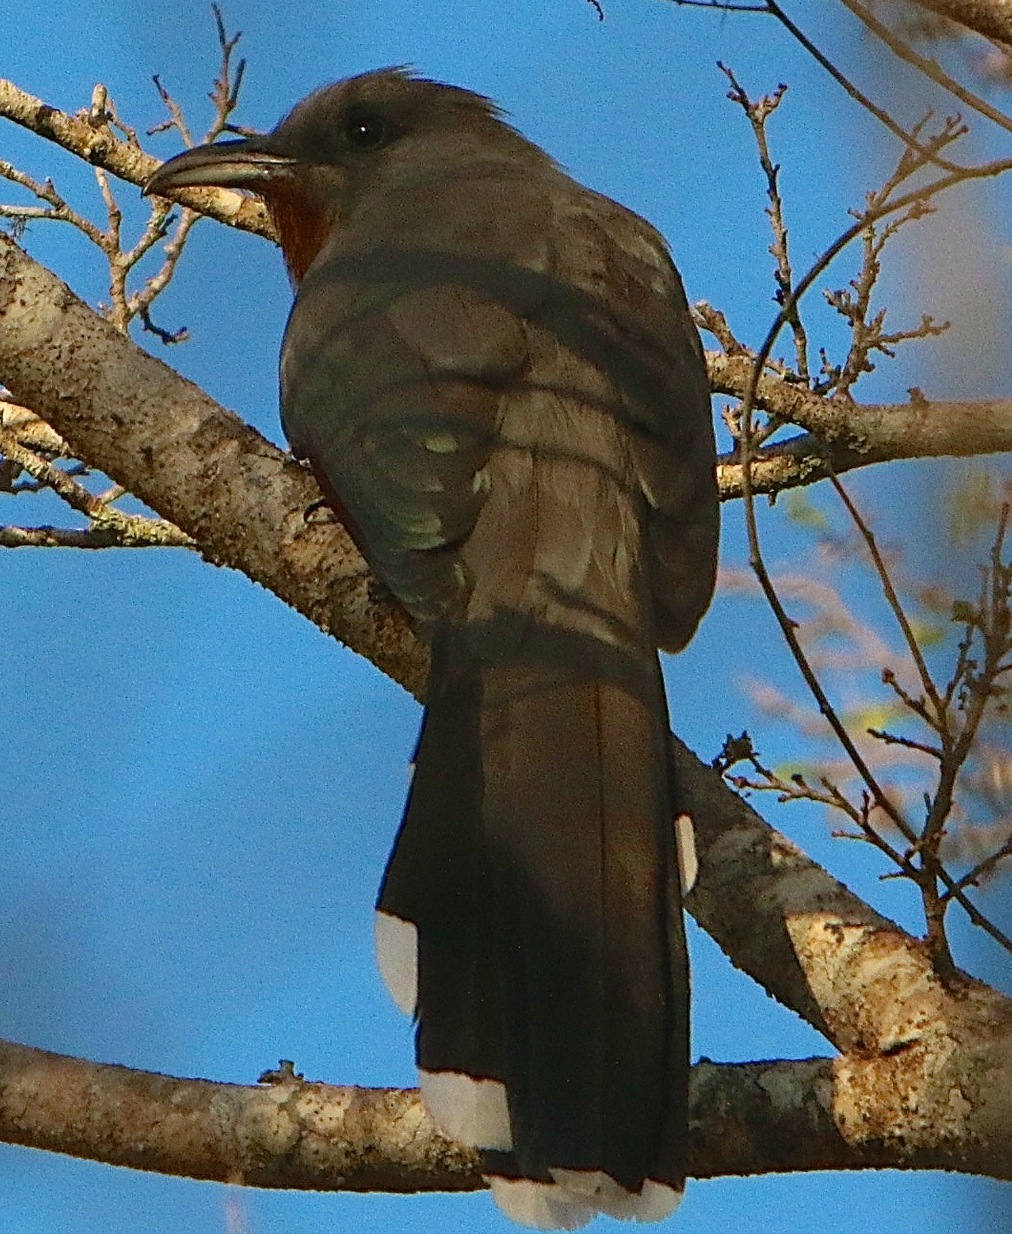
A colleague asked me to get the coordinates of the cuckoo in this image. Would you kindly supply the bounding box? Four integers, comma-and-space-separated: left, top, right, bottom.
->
146, 67, 719, 1228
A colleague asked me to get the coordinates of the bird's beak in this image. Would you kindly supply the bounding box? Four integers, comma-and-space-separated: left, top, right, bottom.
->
143, 138, 296, 196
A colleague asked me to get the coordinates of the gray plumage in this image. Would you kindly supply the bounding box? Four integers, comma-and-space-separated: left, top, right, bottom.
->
144, 69, 719, 1227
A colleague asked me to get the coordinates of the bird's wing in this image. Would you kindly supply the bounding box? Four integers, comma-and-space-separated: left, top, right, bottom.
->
543, 188, 719, 652
279, 236, 533, 623
281, 167, 717, 644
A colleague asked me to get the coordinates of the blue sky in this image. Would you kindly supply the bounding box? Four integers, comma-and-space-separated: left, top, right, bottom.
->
3, 2, 1012, 1232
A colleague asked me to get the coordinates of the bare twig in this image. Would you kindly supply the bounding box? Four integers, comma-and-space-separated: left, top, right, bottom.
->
0, 524, 190, 549
761, 0, 967, 171
0, 424, 193, 548
825, 197, 950, 398
725, 97, 1012, 966
0, 159, 106, 246
830, 475, 944, 722
719, 66, 810, 380
0, 10, 258, 344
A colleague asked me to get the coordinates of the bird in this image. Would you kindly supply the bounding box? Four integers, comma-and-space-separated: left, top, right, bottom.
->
145, 67, 719, 1228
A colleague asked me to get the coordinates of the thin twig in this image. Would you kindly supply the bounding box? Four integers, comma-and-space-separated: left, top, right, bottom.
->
719, 66, 810, 380
763, 0, 968, 172
829, 473, 944, 720
733, 123, 1012, 966
0, 524, 191, 549
0, 425, 193, 548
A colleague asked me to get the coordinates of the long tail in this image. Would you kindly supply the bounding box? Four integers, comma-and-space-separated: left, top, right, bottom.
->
375, 620, 690, 1229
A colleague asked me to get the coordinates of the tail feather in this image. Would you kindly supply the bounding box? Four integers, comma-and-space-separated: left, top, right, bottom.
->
376, 620, 688, 1226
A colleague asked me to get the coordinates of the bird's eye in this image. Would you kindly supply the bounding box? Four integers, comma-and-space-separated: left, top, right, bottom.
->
343, 110, 395, 152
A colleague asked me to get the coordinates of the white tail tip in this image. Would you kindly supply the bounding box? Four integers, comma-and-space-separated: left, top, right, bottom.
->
489, 1170, 683, 1229
674, 813, 698, 895
374, 910, 418, 1016
420, 1068, 513, 1151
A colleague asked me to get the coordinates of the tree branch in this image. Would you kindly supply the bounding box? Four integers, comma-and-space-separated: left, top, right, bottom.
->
0, 1041, 479, 1193
840, 0, 1012, 137
711, 352, 1012, 499
3, 1031, 1012, 1187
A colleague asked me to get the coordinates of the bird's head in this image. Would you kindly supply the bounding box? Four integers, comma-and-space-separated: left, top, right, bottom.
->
144, 67, 552, 284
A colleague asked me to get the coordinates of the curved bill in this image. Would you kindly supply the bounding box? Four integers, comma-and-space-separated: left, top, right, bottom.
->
143, 139, 295, 196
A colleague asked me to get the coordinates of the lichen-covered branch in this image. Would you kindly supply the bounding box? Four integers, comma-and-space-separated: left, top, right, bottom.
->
0, 407, 194, 548
711, 351, 1012, 498
3, 1038, 1011, 1190
0, 1041, 479, 1193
